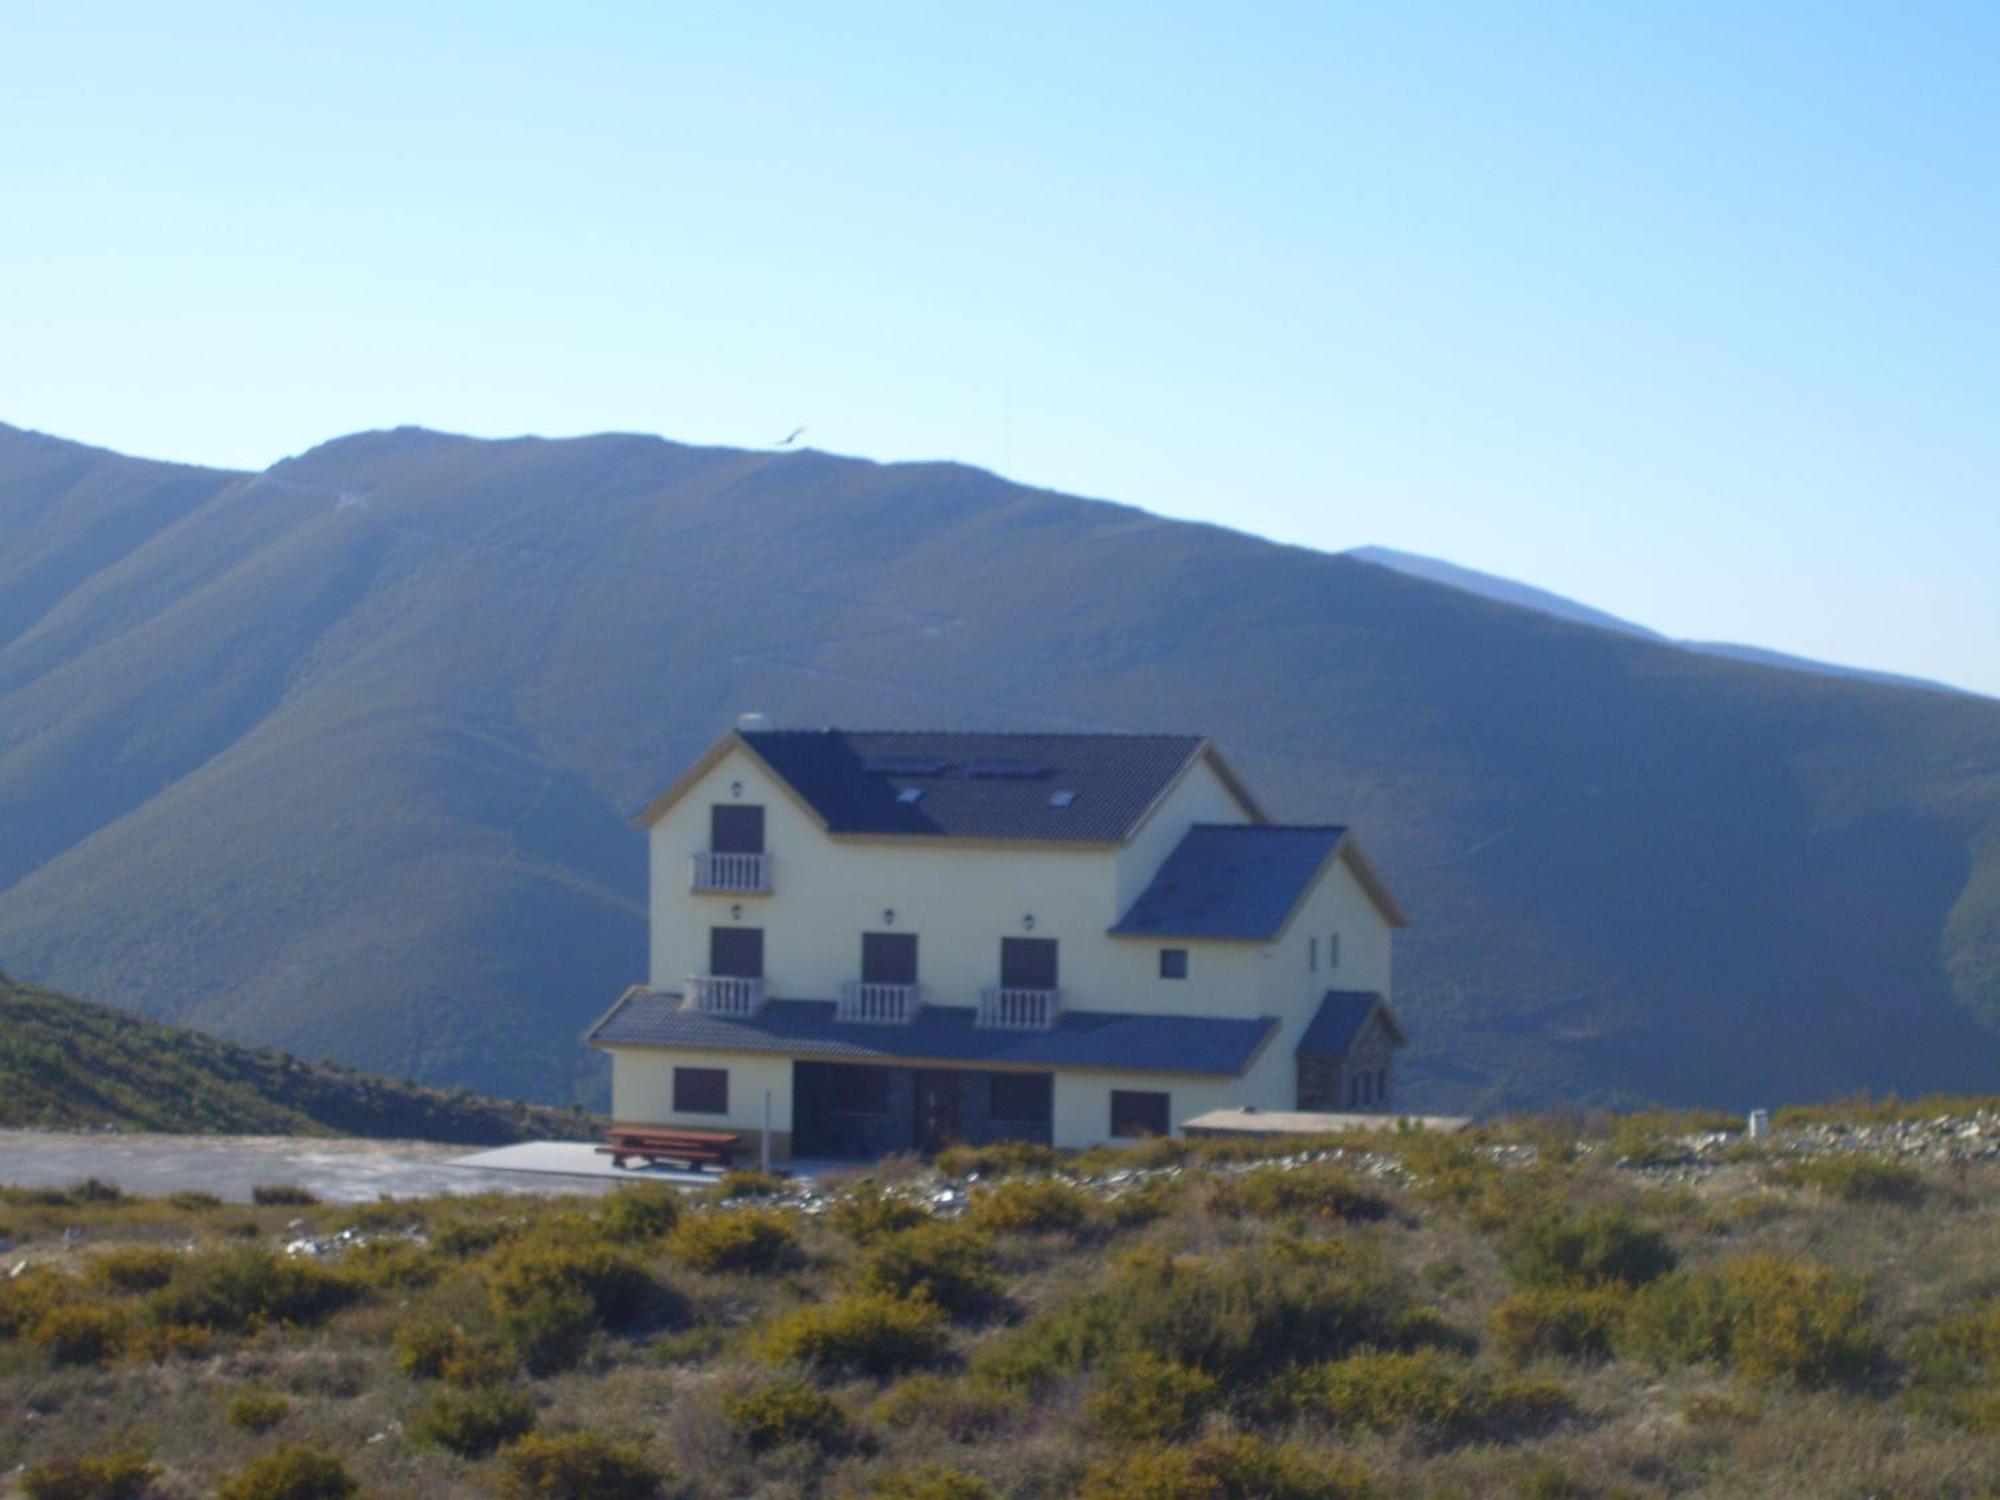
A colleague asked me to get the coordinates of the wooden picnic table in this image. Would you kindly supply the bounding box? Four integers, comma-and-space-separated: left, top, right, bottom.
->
596, 1125, 743, 1172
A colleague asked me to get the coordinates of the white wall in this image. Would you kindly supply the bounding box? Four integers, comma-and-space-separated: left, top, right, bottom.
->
611, 1047, 795, 1134
647, 746, 1271, 1020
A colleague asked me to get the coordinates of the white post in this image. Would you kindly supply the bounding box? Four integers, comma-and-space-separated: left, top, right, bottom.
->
762, 1090, 773, 1172
1747, 1108, 1770, 1141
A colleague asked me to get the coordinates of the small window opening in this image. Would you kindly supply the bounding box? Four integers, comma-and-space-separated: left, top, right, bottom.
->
896, 787, 924, 804
1159, 947, 1188, 980
1309, 936, 1319, 972
1048, 790, 1076, 807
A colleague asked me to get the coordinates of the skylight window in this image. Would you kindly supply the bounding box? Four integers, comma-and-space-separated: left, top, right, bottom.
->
966, 757, 1047, 778
1048, 790, 1076, 807
862, 755, 949, 776
896, 787, 925, 804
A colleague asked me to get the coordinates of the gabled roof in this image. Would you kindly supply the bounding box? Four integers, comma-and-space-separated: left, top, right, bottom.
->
634, 728, 1264, 844
586, 992, 1277, 1077
1297, 990, 1406, 1056
1110, 824, 1409, 939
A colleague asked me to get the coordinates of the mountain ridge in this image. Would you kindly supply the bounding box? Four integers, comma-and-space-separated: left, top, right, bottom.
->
2, 421, 1996, 1114
1347, 543, 1972, 698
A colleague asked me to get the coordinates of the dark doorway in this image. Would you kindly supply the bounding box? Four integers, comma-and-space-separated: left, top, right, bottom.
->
709, 926, 763, 977
710, 804, 765, 853
1000, 936, 1058, 989
915, 1071, 962, 1155
862, 932, 918, 986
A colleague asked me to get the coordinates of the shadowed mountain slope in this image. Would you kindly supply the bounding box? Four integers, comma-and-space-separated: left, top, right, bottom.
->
1, 422, 1996, 1113
0, 971, 584, 1141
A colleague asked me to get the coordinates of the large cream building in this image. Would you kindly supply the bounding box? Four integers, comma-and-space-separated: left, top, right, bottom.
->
587, 726, 1408, 1159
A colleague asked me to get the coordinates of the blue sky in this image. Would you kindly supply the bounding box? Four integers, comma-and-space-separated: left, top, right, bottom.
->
4, 3, 1996, 694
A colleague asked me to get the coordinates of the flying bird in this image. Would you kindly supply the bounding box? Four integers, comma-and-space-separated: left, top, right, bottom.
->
776, 427, 807, 447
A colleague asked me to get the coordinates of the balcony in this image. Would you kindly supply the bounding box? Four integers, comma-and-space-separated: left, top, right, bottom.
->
837, 980, 922, 1025
978, 985, 1061, 1030
691, 850, 772, 894
683, 974, 767, 1017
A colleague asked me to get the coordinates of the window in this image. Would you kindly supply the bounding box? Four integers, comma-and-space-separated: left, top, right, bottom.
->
830, 1065, 892, 1113
896, 787, 925, 804
1309, 936, 1319, 972
1110, 1089, 1171, 1139
1328, 933, 1341, 970
1360, 1072, 1374, 1106
1048, 790, 1076, 807
1158, 947, 1189, 980
709, 926, 763, 978
1377, 1068, 1388, 1104
862, 931, 918, 986
988, 1072, 1052, 1123
1347, 1074, 1360, 1109
709, 804, 765, 854
674, 1066, 728, 1114
1000, 936, 1058, 990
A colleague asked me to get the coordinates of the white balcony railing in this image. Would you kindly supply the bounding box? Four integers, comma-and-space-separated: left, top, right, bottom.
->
978, 985, 1061, 1030
837, 980, 922, 1025
691, 850, 772, 894
684, 974, 766, 1017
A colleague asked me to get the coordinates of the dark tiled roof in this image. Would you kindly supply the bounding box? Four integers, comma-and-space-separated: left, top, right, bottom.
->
1110, 824, 1348, 940
1297, 990, 1404, 1056
738, 729, 1210, 842
587, 993, 1276, 1077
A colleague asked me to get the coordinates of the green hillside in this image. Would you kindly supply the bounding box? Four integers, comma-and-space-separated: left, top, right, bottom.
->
1, 419, 1996, 1112
0, 972, 584, 1142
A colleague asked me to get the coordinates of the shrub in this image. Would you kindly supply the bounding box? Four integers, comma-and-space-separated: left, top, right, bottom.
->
1220, 1162, 1389, 1223
867, 1470, 996, 1500
167, 1190, 223, 1211
871, 1374, 1011, 1440
488, 1243, 660, 1330
934, 1141, 1064, 1178
214, 1447, 357, 1500
759, 1291, 951, 1377
1899, 1298, 2000, 1429
21, 1453, 158, 1500
147, 1247, 355, 1333
395, 1315, 476, 1378
1773, 1156, 1925, 1205
494, 1431, 666, 1499
723, 1379, 854, 1452
1105, 1177, 1187, 1229
1283, 1349, 1570, 1437
1489, 1287, 1629, 1362
964, 1178, 1093, 1235
1081, 1434, 1371, 1500
1607, 1121, 1684, 1167
856, 1223, 1005, 1319
84, 1246, 179, 1294
826, 1186, 931, 1243
34, 1303, 126, 1366
595, 1185, 683, 1241
72, 1177, 128, 1204
668, 1209, 797, 1273
977, 1241, 1421, 1391
1086, 1352, 1219, 1440
412, 1384, 539, 1457
1502, 1208, 1676, 1290
227, 1386, 292, 1433
0, 1268, 70, 1339
497, 1287, 598, 1375
340, 1238, 437, 1290
712, 1169, 789, 1200
1622, 1252, 1881, 1386
251, 1183, 321, 1207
